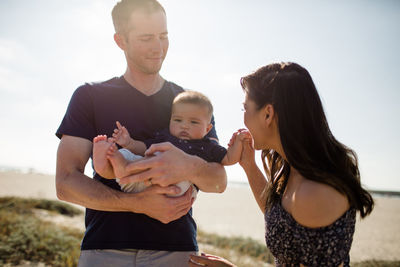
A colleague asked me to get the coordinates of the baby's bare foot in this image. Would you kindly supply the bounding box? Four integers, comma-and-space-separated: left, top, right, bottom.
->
107, 145, 130, 179
93, 135, 114, 177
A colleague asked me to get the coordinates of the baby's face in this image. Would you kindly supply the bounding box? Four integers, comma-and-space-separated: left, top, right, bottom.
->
169, 103, 212, 140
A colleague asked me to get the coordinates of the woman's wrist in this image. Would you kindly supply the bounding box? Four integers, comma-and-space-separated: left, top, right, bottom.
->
240, 159, 258, 173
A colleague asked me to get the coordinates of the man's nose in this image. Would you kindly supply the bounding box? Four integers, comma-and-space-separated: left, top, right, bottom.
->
150, 38, 163, 53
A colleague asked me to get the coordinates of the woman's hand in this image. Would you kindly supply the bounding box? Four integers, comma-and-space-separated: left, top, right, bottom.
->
223, 129, 252, 166
237, 129, 256, 171
189, 253, 236, 267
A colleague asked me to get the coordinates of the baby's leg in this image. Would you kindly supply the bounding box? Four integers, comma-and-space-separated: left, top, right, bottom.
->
106, 144, 131, 179
108, 147, 147, 193
92, 135, 114, 178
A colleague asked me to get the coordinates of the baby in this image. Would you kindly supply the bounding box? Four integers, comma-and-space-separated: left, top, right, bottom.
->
92, 91, 245, 198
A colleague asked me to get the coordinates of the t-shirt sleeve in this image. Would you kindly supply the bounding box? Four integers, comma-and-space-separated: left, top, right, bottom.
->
207, 142, 227, 163
56, 84, 96, 141
143, 135, 163, 148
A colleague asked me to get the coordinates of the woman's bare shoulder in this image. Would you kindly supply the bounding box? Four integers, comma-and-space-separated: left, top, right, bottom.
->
291, 179, 349, 228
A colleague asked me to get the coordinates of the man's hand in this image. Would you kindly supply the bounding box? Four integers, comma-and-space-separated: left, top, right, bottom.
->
118, 141, 227, 193
131, 184, 194, 224
119, 142, 198, 187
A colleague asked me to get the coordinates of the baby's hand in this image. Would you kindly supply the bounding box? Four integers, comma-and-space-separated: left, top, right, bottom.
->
227, 130, 241, 147
222, 129, 253, 166
228, 128, 251, 147
112, 121, 132, 147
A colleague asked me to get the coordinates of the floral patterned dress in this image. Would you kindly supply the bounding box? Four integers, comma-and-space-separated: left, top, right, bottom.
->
265, 201, 356, 266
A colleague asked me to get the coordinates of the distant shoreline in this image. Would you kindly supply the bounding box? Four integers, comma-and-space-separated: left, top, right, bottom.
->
370, 190, 400, 198
229, 180, 400, 198
231, 182, 400, 198
1, 167, 399, 198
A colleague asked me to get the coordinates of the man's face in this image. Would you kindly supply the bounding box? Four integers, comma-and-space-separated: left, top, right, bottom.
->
169, 103, 212, 140
122, 10, 169, 75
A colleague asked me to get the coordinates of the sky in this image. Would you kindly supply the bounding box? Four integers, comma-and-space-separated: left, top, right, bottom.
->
0, 0, 399, 191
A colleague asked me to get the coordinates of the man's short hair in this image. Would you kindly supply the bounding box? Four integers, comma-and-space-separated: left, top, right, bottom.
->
112, 0, 165, 33
172, 91, 214, 121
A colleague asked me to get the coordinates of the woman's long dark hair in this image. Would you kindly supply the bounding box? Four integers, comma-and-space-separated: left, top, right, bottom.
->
240, 62, 373, 218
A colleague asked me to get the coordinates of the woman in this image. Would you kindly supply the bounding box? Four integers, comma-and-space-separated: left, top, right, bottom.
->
189, 62, 374, 267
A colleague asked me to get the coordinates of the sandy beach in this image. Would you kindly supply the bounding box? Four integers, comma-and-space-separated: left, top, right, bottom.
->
1, 170, 399, 262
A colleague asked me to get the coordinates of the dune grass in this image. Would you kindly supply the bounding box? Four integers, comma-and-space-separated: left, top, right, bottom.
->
197, 228, 274, 266
0, 196, 82, 217
1, 197, 400, 267
0, 197, 83, 267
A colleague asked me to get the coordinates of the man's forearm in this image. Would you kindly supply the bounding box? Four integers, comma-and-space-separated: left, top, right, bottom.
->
190, 157, 227, 193
120, 142, 228, 194
56, 168, 194, 224
56, 170, 132, 212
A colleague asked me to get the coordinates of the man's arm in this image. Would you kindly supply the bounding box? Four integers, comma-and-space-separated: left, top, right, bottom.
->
118, 142, 227, 193
56, 135, 193, 223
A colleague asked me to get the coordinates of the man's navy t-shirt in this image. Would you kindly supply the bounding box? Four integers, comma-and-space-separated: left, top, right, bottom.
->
56, 76, 217, 251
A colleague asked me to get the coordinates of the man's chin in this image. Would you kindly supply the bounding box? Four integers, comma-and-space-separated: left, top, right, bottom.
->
144, 62, 164, 74
143, 67, 162, 75
136, 63, 163, 75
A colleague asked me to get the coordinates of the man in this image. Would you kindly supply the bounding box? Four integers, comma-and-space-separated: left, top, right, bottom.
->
55, 0, 227, 266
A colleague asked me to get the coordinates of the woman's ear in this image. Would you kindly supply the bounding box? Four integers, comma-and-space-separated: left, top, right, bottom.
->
263, 104, 274, 126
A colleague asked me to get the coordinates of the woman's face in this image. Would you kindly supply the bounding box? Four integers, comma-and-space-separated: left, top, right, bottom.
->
243, 92, 268, 150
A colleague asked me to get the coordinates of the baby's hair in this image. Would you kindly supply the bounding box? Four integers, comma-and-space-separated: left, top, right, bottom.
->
172, 91, 213, 120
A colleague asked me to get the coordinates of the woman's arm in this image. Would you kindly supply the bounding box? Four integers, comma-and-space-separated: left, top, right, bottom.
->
241, 162, 268, 213
239, 131, 268, 213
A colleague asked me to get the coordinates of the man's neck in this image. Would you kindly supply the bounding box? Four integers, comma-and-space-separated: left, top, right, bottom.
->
123, 68, 165, 96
